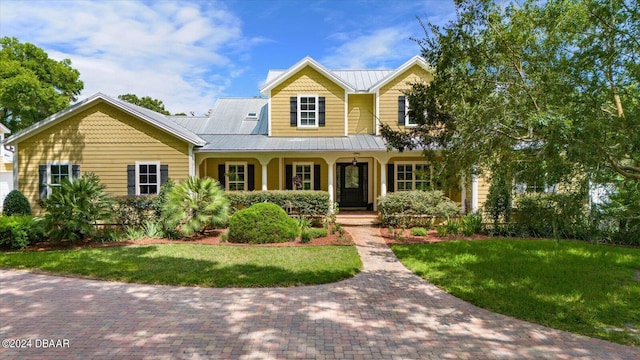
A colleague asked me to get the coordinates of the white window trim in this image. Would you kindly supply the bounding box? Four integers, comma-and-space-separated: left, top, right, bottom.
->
297, 94, 319, 128
225, 161, 248, 191
404, 97, 418, 127
135, 161, 161, 196
46, 162, 72, 197
293, 162, 314, 190
394, 161, 430, 191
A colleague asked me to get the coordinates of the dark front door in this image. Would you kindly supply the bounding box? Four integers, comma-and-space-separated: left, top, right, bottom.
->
337, 163, 367, 208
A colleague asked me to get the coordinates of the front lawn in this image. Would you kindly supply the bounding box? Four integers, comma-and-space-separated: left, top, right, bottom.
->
0, 244, 362, 287
391, 239, 640, 346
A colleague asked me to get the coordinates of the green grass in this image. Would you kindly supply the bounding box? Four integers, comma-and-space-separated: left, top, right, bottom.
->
391, 239, 640, 346
0, 244, 362, 287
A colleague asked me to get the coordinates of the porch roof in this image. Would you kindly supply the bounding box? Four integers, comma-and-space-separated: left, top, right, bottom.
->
196, 134, 390, 152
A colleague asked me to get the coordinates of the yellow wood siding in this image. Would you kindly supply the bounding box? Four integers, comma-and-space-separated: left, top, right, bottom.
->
348, 94, 374, 134
271, 66, 345, 136
18, 103, 190, 209
476, 174, 490, 210
267, 158, 279, 190
379, 65, 433, 128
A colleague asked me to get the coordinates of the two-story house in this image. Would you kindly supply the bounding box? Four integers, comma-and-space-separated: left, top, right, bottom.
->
3, 56, 488, 213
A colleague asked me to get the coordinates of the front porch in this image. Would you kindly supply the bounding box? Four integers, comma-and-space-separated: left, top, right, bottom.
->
195, 151, 477, 212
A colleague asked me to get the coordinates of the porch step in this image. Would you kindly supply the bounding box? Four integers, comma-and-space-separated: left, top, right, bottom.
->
336, 211, 380, 226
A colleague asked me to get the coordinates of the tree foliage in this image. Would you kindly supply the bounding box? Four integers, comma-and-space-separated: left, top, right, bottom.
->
0, 37, 83, 132
382, 0, 640, 183
118, 94, 171, 115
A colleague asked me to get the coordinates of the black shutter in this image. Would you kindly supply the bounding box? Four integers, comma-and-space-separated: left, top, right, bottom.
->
160, 165, 168, 185
290, 97, 297, 126
127, 165, 136, 196
387, 164, 395, 192
285, 165, 293, 190
218, 164, 226, 187
318, 97, 325, 127
314, 164, 321, 190
72, 164, 80, 179
398, 96, 406, 125
38, 165, 47, 200
247, 164, 255, 191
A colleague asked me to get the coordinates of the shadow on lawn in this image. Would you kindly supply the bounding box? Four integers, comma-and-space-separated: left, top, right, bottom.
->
391, 240, 640, 345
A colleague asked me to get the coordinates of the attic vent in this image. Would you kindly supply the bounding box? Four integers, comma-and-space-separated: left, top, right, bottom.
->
245, 112, 258, 120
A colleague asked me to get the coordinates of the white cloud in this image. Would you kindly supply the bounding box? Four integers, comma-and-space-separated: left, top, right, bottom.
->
321, 27, 416, 69
0, 0, 254, 114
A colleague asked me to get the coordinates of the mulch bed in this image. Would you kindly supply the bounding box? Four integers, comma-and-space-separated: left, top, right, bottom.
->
24, 228, 354, 252
380, 227, 490, 245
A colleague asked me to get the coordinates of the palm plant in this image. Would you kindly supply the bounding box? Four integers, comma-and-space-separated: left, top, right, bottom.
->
41, 173, 113, 242
163, 177, 229, 236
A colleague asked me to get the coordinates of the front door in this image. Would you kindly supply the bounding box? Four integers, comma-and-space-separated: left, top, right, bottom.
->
337, 162, 367, 208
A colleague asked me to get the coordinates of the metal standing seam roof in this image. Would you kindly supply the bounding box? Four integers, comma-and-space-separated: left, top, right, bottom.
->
195, 134, 390, 152
265, 69, 394, 92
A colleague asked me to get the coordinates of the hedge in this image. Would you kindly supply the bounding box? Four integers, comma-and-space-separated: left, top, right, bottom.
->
377, 190, 460, 228
111, 196, 157, 227
225, 190, 330, 218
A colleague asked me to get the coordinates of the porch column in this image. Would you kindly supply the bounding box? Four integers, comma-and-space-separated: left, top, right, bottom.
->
261, 163, 268, 191
471, 174, 479, 213
327, 161, 335, 204
380, 161, 387, 197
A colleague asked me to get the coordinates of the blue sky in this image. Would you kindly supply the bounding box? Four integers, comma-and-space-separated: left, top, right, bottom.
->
0, 0, 456, 114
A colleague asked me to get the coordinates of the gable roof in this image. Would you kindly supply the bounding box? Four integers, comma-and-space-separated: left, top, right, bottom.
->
260, 57, 357, 96
369, 55, 434, 92
260, 56, 433, 96
4, 93, 206, 147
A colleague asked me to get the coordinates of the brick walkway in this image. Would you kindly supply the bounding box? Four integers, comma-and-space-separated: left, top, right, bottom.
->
1, 226, 637, 359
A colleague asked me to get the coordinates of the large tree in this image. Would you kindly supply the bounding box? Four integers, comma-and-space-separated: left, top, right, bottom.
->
0, 37, 83, 133
118, 94, 171, 115
381, 0, 639, 184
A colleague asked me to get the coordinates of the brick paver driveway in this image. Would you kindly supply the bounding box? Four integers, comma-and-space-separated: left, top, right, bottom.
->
1, 226, 637, 359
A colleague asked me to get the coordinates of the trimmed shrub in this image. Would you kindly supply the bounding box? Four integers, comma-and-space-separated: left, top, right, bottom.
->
225, 190, 330, 219
41, 174, 113, 242
163, 177, 229, 236
3, 190, 31, 216
377, 190, 460, 227
112, 196, 157, 227
228, 203, 298, 244
0, 216, 45, 250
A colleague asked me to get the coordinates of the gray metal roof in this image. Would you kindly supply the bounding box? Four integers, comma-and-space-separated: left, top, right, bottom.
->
196, 134, 390, 152
170, 98, 268, 135
265, 69, 394, 92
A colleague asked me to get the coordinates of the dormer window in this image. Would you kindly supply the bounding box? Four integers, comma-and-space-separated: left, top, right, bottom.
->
245, 112, 258, 120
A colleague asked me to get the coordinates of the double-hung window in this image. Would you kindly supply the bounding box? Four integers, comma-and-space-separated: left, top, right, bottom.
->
298, 95, 318, 127
50, 163, 72, 190
136, 162, 160, 195
404, 97, 418, 127
395, 162, 431, 191
39, 162, 79, 199
293, 162, 313, 190
226, 162, 247, 191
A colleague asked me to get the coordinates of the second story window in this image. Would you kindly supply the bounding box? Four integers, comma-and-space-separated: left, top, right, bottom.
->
290, 95, 325, 128
298, 95, 318, 127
